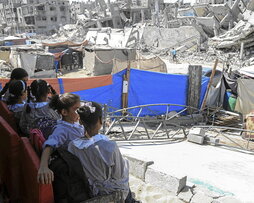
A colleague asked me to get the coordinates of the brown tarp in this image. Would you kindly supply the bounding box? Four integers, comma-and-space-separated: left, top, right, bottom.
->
0, 75, 112, 95
112, 56, 167, 74
42, 40, 88, 47
0, 51, 10, 63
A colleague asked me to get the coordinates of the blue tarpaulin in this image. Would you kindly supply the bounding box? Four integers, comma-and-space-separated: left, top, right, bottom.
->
72, 68, 209, 116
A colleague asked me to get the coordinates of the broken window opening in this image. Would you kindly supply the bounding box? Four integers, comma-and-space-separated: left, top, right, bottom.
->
37, 5, 45, 11
50, 16, 57, 22
61, 16, 66, 22
60, 6, 65, 11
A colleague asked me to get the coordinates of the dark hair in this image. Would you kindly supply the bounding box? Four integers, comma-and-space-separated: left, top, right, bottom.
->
6, 80, 27, 105
49, 93, 80, 113
10, 68, 28, 80
78, 102, 102, 131
0, 68, 28, 98
26, 79, 56, 113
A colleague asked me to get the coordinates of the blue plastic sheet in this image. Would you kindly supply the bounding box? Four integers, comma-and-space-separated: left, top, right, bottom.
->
72, 68, 209, 116
73, 69, 126, 110
128, 69, 189, 116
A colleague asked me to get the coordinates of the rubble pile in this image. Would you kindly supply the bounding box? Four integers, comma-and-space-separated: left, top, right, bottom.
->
0, 60, 12, 78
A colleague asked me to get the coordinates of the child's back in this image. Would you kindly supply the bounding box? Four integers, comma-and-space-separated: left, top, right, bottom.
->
6, 80, 27, 129
68, 134, 129, 198
20, 101, 60, 135
19, 79, 60, 136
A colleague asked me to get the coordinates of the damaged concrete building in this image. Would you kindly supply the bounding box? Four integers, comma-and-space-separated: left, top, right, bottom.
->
0, 0, 71, 35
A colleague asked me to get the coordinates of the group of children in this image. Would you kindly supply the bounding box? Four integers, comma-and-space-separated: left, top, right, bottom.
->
1, 68, 139, 203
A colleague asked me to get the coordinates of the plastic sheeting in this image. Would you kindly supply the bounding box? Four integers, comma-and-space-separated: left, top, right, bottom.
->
206, 76, 226, 108
20, 53, 37, 77
73, 69, 209, 116
235, 78, 254, 116
0, 51, 10, 63
73, 70, 124, 109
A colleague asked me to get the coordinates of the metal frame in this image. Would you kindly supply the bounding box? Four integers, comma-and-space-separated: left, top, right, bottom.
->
102, 103, 202, 141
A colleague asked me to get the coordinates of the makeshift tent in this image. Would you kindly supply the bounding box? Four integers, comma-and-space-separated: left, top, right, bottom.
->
0, 75, 112, 95
84, 48, 136, 76
20, 53, 37, 77
36, 54, 55, 71
206, 74, 226, 108
61, 48, 83, 70
73, 68, 209, 116
0, 51, 10, 63
235, 78, 254, 116
0, 68, 209, 116
112, 56, 167, 73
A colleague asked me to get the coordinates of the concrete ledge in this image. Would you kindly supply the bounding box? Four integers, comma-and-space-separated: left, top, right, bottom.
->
123, 155, 154, 181
145, 167, 187, 194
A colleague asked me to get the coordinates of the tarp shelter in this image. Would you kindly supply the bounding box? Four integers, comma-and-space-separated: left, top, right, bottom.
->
0, 50, 11, 63
0, 68, 209, 116
8, 49, 55, 77
61, 48, 83, 70
0, 75, 112, 95
112, 55, 167, 74
73, 68, 209, 116
235, 78, 254, 116
84, 47, 136, 76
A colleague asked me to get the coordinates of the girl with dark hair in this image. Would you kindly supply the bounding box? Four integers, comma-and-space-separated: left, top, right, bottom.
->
0, 68, 28, 101
19, 79, 60, 136
68, 102, 138, 203
6, 80, 27, 122
38, 93, 84, 184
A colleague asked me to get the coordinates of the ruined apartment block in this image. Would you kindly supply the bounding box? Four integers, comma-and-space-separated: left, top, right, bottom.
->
13, 0, 70, 34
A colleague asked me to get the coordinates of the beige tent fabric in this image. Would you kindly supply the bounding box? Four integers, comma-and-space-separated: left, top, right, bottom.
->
0, 51, 10, 63
112, 56, 167, 74
9, 50, 22, 69
235, 78, 254, 116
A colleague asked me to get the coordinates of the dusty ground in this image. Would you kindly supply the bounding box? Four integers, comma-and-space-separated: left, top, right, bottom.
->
119, 141, 254, 202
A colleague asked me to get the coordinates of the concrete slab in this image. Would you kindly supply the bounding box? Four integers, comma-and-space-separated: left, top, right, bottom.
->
178, 186, 194, 202
145, 167, 187, 194
187, 134, 204, 144
118, 141, 254, 202
123, 155, 154, 181
191, 192, 213, 203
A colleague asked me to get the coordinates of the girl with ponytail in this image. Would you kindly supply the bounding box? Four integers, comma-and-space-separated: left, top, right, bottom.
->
68, 102, 139, 203
0, 68, 28, 101
38, 93, 84, 184
19, 79, 60, 136
6, 80, 27, 123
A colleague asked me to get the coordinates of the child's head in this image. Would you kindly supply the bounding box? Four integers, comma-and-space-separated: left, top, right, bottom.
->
78, 101, 102, 136
0, 68, 28, 98
28, 79, 50, 102
50, 93, 81, 123
10, 68, 28, 82
6, 80, 27, 105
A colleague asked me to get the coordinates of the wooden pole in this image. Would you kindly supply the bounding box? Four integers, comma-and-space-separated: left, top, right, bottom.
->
200, 58, 219, 111
188, 65, 202, 114
121, 52, 131, 115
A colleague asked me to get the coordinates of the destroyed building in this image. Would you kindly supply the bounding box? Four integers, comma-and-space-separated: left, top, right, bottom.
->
0, 0, 71, 35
